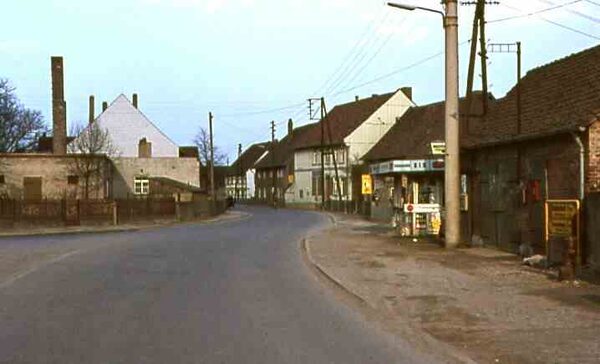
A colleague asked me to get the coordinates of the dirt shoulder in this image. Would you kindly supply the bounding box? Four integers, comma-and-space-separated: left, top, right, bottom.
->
306, 214, 600, 364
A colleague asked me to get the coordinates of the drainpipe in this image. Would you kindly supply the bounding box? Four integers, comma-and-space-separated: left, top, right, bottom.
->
571, 131, 585, 201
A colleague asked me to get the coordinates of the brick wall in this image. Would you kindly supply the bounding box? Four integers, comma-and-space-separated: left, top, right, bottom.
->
587, 120, 600, 193
0, 155, 109, 199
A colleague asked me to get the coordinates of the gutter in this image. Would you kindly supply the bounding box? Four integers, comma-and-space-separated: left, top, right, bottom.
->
571, 130, 586, 201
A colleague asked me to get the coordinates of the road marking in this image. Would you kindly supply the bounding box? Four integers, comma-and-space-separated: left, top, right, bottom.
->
0, 249, 81, 290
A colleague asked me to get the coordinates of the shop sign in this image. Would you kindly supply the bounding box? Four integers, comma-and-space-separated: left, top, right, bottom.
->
404, 203, 441, 214
370, 159, 444, 175
430, 142, 446, 155
361, 174, 373, 195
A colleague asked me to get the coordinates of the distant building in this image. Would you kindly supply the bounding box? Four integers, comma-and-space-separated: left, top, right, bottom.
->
226, 142, 270, 200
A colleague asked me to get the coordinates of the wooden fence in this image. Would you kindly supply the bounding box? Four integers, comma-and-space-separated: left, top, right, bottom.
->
0, 197, 228, 228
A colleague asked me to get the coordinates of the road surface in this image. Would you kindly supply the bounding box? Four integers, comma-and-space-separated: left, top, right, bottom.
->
0, 206, 436, 363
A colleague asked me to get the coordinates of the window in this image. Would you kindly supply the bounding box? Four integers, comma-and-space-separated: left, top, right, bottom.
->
134, 177, 150, 195
0, 175, 4, 184
324, 152, 332, 165
336, 149, 346, 164
67, 175, 79, 185
299, 189, 304, 199
312, 151, 320, 165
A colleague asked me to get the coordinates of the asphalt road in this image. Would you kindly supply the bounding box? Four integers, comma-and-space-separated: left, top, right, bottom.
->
0, 206, 436, 363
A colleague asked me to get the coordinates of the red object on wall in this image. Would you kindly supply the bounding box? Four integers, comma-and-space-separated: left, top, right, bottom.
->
530, 180, 541, 202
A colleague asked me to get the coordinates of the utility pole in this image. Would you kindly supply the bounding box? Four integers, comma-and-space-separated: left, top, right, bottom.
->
487, 42, 522, 133
235, 143, 242, 201
320, 103, 326, 210
445, 0, 461, 248
322, 97, 343, 209
271, 121, 276, 207
479, 0, 488, 114
209, 112, 215, 202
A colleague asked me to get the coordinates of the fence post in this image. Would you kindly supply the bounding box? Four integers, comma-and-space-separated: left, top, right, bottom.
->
112, 201, 118, 225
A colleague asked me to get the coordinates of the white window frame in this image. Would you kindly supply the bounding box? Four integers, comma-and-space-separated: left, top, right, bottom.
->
134, 176, 150, 195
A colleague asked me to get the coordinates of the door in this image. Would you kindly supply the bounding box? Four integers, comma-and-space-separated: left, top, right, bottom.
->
23, 177, 42, 200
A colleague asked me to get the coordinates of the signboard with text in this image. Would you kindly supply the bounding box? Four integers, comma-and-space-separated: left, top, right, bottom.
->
370, 159, 444, 175
430, 142, 446, 155
545, 199, 580, 265
361, 174, 372, 195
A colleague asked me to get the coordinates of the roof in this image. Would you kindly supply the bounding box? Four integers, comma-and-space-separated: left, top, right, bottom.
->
179, 146, 199, 159
294, 92, 397, 150
465, 44, 600, 147
255, 123, 319, 169
363, 93, 490, 162
36, 135, 75, 153
228, 142, 270, 176
86, 94, 180, 157
149, 176, 203, 193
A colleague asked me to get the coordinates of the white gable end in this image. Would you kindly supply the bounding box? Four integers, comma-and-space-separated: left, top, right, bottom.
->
93, 95, 179, 157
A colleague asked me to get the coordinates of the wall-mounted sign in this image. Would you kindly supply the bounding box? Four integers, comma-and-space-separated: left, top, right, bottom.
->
545, 199, 580, 265
370, 159, 444, 175
404, 203, 441, 214
361, 174, 372, 195
430, 142, 446, 155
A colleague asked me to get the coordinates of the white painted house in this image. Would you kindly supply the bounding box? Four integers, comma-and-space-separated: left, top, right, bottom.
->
285, 88, 414, 207
93, 94, 179, 157
72, 94, 200, 198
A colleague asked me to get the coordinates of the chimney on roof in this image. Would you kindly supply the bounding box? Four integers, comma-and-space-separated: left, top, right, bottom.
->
355, 95, 359, 102
288, 118, 293, 137
102, 101, 108, 112
51, 56, 67, 155
132, 93, 138, 109
400, 87, 413, 101
88, 95, 95, 124
372, 94, 378, 98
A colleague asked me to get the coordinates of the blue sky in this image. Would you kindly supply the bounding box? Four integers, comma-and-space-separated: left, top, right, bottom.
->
1, 0, 599, 161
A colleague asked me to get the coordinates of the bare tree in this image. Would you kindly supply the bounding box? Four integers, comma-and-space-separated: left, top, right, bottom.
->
0, 78, 47, 152
68, 122, 118, 199
193, 126, 227, 166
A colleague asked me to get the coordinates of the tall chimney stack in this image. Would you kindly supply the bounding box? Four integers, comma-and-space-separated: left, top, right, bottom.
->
132, 93, 138, 109
88, 95, 95, 124
102, 101, 108, 112
355, 95, 359, 102
288, 118, 293, 137
51, 56, 67, 155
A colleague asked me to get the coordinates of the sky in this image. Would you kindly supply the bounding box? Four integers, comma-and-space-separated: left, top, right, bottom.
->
1, 0, 599, 161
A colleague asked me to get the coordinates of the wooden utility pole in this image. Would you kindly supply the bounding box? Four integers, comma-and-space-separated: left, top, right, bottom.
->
271, 121, 276, 207
209, 112, 215, 202
320, 104, 326, 210
479, 0, 488, 114
235, 143, 242, 200
322, 98, 343, 209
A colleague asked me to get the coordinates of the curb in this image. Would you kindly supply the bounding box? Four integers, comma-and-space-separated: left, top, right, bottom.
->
301, 237, 366, 304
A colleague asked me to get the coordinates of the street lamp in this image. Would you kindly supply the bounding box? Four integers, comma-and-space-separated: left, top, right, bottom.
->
388, 1, 461, 248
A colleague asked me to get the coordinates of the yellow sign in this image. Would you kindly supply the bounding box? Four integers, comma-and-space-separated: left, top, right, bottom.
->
545, 199, 580, 265
361, 174, 372, 195
430, 142, 446, 155
288, 174, 294, 184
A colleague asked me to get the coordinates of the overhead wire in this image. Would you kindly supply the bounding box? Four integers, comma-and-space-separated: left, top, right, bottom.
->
487, 0, 583, 23
499, 2, 600, 40
534, 0, 600, 23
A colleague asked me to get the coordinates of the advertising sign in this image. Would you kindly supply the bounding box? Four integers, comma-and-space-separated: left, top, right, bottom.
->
403, 203, 441, 214
361, 174, 372, 195
370, 159, 445, 175
545, 199, 580, 264
430, 142, 446, 155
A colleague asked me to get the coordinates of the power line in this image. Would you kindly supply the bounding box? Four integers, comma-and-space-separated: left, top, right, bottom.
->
487, 0, 582, 23
217, 102, 305, 118
499, 2, 600, 40
534, 0, 600, 24
335, 15, 407, 95
324, 11, 394, 96
331, 40, 471, 97
586, 0, 600, 6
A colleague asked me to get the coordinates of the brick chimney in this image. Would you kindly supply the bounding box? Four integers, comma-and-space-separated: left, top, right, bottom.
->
88, 95, 95, 124
400, 87, 413, 101
288, 118, 293, 137
355, 95, 359, 102
132, 93, 138, 109
51, 56, 67, 155
102, 101, 108, 112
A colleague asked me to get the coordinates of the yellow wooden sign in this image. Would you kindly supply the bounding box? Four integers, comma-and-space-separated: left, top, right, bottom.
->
361, 174, 372, 195
544, 199, 580, 264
